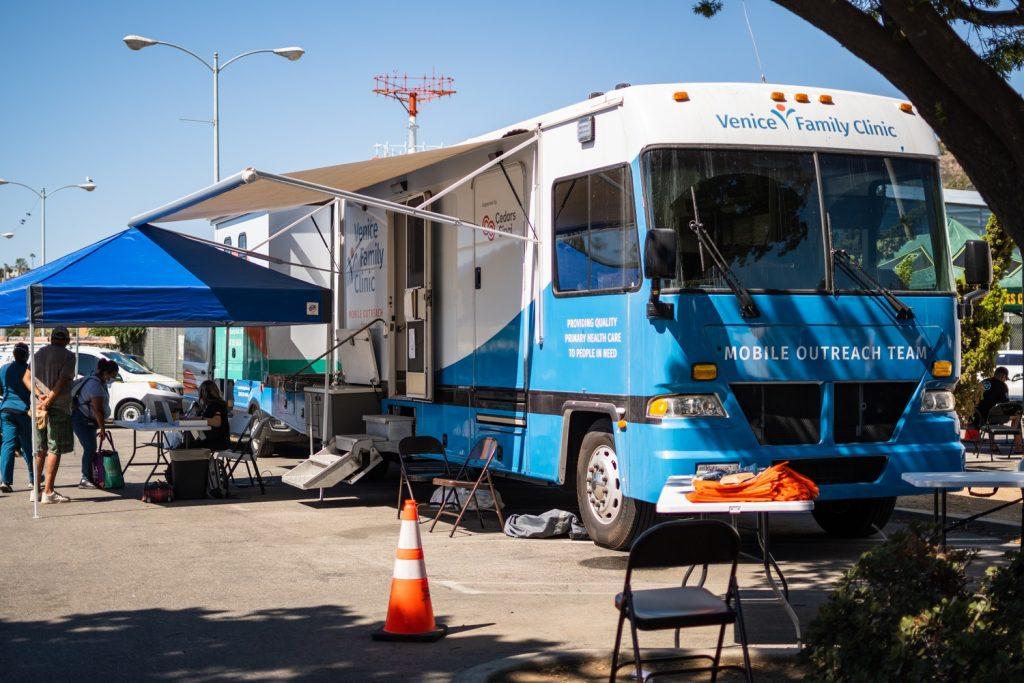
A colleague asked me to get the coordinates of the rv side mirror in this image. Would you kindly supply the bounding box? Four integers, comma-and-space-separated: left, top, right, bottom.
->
963, 240, 992, 288
644, 229, 677, 281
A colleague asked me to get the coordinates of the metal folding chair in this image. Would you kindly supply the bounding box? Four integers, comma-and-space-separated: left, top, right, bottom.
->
212, 413, 266, 494
976, 402, 1023, 459
396, 436, 452, 519
610, 519, 752, 683
429, 437, 504, 537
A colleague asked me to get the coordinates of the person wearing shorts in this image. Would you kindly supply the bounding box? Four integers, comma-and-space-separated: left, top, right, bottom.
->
31, 327, 76, 504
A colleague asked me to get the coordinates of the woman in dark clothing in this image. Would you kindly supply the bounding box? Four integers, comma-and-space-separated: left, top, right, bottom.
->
190, 380, 231, 452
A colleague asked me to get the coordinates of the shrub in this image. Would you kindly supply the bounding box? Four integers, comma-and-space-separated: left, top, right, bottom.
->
806, 527, 1024, 681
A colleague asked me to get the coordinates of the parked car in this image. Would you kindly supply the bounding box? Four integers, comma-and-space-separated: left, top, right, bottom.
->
74, 346, 183, 422
0, 343, 182, 422
997, 351, 1023, 401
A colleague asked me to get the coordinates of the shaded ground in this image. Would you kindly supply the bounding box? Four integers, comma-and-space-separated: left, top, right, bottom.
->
495, 652, 808, 682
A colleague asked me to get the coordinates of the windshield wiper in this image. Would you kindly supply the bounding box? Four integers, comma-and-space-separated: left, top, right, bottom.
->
688, 187, 760, 319
831, 248, 914, 320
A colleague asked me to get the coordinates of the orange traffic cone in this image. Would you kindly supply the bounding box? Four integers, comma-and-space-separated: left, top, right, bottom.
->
372, 499, 448, 641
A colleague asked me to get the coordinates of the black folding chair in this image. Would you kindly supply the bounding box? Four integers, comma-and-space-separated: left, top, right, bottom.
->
610, 520, 752, 683
975, 402, 1023, 459
396, 436, 452, 518
212, 413, 265, 494
430, 437, 504, 537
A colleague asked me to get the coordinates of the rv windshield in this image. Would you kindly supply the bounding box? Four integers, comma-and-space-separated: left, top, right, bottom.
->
820, 153, 951, 292
642, 148, 952, 293
642, 148, 826, 291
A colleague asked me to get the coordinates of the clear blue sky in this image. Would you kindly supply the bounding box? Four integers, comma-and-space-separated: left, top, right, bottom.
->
2, 0, 1021, 264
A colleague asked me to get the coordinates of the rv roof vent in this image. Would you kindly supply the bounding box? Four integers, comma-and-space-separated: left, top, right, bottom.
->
588, 91, 604, 99
614, 82, 631, 90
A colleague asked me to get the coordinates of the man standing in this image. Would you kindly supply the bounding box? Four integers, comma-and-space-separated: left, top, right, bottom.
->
0, 343, 33, 492
31, 327, 76, 503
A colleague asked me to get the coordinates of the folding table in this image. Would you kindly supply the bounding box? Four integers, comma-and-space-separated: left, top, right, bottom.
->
901, 471, 1024, 550
114, 420, 210, 487
656, 476, 814, 642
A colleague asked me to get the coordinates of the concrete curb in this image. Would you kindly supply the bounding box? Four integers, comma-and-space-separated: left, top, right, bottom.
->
452, 646, 800, 682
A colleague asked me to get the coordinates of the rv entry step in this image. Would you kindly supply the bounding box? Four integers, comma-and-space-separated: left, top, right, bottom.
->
282, 434, 385, 490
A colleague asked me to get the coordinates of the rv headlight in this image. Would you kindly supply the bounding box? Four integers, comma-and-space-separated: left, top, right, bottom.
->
921, 390, 955, 413
647, 394, 727, 419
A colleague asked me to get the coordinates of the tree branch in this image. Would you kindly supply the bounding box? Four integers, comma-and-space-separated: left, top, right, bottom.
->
949, 1, 1024, 27
882, 0, 1024, 168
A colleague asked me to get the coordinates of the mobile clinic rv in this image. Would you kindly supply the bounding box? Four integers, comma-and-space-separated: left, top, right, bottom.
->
132, 83, 992, 549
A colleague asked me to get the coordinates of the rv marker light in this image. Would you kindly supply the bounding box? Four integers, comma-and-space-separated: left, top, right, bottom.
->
795, 93, 810, 103
770, 91, 786, 102
819, 94, 834, 105
691, 363, 718, 381
900, 102, 915, 115
931, 360, 953, 378
673, 91, 690, 102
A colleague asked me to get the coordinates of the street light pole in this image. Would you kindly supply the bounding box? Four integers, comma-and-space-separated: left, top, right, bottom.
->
123, 36, 304, 183
213, 51, 220, 181
0, 178, 96, 265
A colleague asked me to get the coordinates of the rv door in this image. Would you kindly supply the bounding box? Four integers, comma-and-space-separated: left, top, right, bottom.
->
398, 197, 433, 399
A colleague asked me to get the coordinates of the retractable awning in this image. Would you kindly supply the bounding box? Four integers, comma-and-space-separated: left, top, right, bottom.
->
131, 133, 530, 225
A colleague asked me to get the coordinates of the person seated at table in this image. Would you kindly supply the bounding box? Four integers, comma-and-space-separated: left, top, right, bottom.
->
977, 367, 1022, 449
72, 359, 119, 489
167, 380, 231, 453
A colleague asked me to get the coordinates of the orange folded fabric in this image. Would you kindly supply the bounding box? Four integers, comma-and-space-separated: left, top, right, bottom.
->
685, 462, 819, 503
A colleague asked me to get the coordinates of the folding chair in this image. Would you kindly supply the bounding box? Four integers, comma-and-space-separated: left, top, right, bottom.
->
976, 402, 1023, 459
396, 436, 452, 518
610, 520, 752, 683
212, 413, 266, 494
429, 437, 504, 537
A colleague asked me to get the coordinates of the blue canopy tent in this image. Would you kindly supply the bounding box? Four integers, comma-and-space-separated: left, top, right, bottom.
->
0, 223, 332, 517
0, 223, 331, 327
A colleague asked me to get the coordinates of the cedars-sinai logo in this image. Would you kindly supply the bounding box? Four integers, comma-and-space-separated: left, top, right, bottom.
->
770, 103, 796, 129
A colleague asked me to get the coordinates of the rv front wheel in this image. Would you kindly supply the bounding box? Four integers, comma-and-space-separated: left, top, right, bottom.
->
575, 429, 654, 550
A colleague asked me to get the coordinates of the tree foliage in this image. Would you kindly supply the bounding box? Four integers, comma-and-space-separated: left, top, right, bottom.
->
89, 327, 147, 355
805, 526, 1024, 681
954, 213, 1013, 422
695, 1, 1024, 251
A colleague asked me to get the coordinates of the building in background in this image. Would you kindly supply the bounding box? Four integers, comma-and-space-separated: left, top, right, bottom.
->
943, 189, 1022, 352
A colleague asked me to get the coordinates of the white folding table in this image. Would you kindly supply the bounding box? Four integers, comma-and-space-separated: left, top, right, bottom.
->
901, 471, 1024, 550
114, 420, 210, 487
656, 476, 814, 642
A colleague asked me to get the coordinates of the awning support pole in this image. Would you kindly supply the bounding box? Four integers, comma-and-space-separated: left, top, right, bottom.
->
249, 203, 331, 252
243, 169, 538, 244
418, 133, 538, 211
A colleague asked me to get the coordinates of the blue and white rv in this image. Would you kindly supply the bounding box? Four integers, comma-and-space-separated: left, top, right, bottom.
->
134, 83, 992, 548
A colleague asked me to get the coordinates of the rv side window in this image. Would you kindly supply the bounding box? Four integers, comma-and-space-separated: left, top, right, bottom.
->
553, 165, 640, 294
238, 233, 247, 250
223, 236, 232, 247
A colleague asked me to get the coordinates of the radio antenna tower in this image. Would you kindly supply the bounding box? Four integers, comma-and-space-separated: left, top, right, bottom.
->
373, 72, 456, 154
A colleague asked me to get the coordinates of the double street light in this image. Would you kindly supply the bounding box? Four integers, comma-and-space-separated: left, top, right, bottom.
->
123, 35, 305, 182
0, 177, 96, 265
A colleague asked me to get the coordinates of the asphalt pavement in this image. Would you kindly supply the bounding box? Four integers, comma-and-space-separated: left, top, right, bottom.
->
0, 429, 1018, 681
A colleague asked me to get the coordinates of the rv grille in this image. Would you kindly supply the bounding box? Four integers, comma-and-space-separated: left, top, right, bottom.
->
773, 456, 887, 485
732, 383, 822, 445
833, 382, 916, 443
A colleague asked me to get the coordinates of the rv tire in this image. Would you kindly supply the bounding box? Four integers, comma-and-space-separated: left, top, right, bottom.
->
575, 429, 654, 551
812, 496, 896, 538
249, 416, 273, 459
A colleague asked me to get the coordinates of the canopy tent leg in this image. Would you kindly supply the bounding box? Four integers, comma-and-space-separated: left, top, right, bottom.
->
30, 321, 38, 519
223, 324, 230, 402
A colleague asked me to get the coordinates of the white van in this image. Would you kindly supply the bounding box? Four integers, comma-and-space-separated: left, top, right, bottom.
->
0, 343, 182, 422
73, 346, 183, 422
